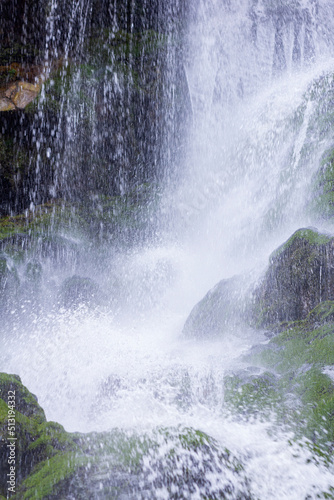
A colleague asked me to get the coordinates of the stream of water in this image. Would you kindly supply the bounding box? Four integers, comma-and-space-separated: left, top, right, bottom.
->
2, 0, 334, 497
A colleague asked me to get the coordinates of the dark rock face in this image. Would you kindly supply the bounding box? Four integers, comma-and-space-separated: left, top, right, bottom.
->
0, 0, 190, 216
253, 228, 334, 327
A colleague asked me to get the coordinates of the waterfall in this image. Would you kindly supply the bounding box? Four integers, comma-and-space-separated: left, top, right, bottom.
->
1, 0, 334, 497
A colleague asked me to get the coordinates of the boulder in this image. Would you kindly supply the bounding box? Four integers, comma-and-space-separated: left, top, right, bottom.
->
182, 275, 249, 338
253, 228, 334, 327
59, 275, 101, 309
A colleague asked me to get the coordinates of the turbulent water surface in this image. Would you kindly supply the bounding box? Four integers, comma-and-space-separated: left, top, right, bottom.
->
2, 0, 334, 497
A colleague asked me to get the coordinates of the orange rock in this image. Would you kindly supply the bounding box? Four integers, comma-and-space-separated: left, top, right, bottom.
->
4, 83, 17, 99
12, 81, 41, 109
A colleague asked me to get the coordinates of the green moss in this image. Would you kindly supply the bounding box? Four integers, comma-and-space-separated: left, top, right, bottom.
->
241, 302, 334, 448
16, 452, 89, 500
270, 228, 333, 260
0, 373, 45, 423
224, 371, 281, 417
28, 421, 77, 456
79, 428, 154, 472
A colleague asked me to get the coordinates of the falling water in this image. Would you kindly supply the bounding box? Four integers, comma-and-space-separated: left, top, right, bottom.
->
1, 0, 334, 497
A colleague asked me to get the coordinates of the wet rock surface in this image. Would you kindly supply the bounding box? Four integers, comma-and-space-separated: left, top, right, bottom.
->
252, 228, 334, 327
182, 275, 251, 338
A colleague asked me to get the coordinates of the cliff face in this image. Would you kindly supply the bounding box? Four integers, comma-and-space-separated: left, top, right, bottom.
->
0, 0, 190, 215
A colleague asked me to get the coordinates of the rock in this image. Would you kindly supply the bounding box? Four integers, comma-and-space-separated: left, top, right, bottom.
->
11, 81, 41, 109
0, 99, 15, 111
224, 369, 280, 415
1, 81, 41, 110
59, 275, 101, 309
183, 227, 334, 335
252, 228, 334, 327
0, 62, 44, 112
0, 373, 46, 423
0, 372, 80, 496
182, 275, 250, 338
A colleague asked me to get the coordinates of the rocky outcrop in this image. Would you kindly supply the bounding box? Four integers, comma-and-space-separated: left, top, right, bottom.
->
183, 227, 334, 336
253, 228, 334, 327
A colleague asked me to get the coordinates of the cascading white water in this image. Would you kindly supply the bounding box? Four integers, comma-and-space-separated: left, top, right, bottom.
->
2, 0, 334, 497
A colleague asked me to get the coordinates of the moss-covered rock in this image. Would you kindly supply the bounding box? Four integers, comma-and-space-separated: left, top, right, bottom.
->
252, 228, 334, 328
224, 369, 281, 417
0, 373, 79, 495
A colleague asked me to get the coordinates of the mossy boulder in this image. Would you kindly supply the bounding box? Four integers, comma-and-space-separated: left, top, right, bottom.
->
182, 227, 334, 336
252, 228, 334, 328
224, 369, 281, 417
0, 373, 79, 495
182, 275, 250, 338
